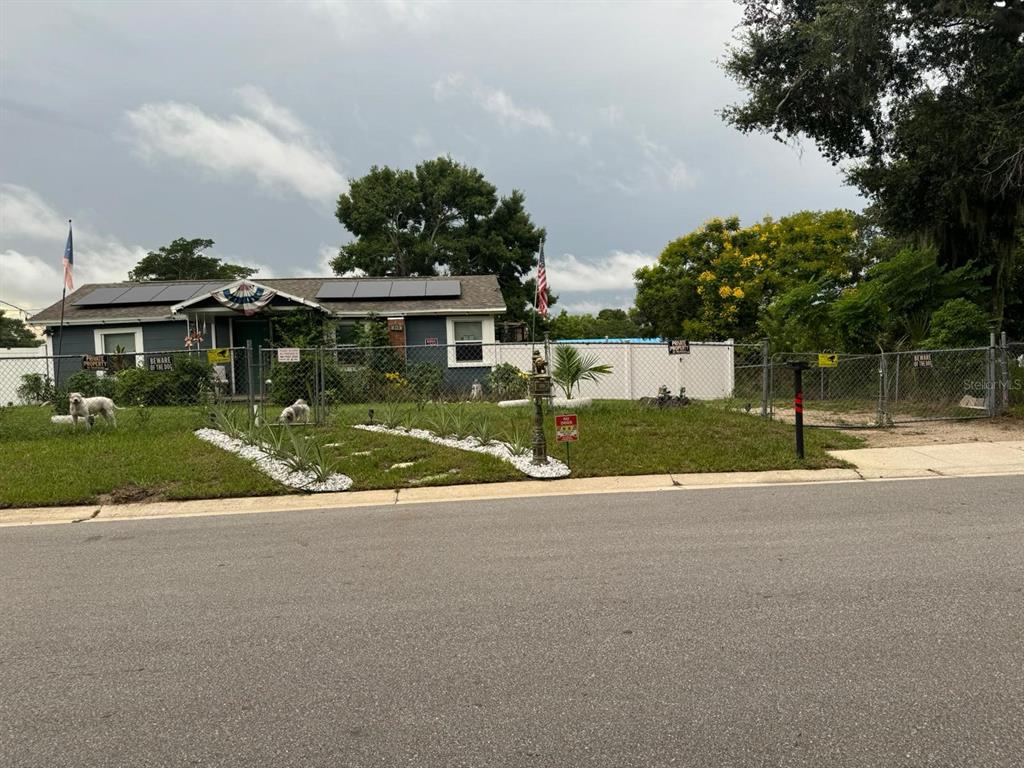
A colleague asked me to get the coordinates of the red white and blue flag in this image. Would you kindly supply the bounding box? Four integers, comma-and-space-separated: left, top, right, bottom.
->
535, 238, 548, 317
63, 221, 74, 292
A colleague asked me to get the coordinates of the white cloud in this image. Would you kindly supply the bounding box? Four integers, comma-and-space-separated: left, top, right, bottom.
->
433, 73, 554, 132
125, 88, 347, 202
0, 184, 66, 240
544, 250, 655, 293
0, 184, 277, 313
235, 84, 305, 136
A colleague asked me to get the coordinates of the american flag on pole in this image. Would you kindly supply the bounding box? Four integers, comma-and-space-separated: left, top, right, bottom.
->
63, 221, 74, 291
535, 238, 548, 317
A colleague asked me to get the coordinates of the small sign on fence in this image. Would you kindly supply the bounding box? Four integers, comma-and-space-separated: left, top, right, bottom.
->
913, 353, 933, 368
425, 337, 439, 346
668, 339, 690, 355
277, 347, 301, 363
147, 354, 174, 372
82, 354, 108, 371
555, 414, 579, 442
207, 348, 230, 365
818, 353, 839, 368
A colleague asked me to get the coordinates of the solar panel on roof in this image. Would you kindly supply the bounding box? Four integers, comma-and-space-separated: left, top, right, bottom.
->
115, 285, 169, 304
191, 282, 228, 298
388, 281, 427, 298
352, 281, 393, 299
73, 287, 131, 306
154, 284, 201, 303
316, 282, 357, 300
424, 280, 461, 297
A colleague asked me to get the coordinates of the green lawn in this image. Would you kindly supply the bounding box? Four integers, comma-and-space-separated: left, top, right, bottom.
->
0, 400, 862, 508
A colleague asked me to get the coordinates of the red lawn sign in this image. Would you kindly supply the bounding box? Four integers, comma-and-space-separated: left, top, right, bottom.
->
555, 414, 578, 442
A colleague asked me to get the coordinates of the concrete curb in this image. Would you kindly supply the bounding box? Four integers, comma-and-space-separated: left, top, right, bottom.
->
2, 460, 1020, 528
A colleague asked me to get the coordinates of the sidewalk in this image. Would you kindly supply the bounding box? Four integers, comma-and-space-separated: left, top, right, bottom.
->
2, 442, 1020, 528
829, 439, 1024, 478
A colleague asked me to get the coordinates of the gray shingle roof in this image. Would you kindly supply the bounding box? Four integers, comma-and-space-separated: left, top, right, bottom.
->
29, 276, 506, 325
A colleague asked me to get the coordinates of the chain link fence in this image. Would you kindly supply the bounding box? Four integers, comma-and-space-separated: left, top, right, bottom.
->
0, 348, 246, 412
2, 337, 1018, 432
248, 340, 768, 424
769, 343, 1016, 427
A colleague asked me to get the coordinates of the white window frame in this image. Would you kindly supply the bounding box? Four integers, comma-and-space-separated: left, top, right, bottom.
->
94, 326, 145, 368
445, 315, 495, 368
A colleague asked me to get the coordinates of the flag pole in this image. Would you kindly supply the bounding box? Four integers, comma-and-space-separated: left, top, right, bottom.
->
531, 235, 544, 351
55, 219, 71, 387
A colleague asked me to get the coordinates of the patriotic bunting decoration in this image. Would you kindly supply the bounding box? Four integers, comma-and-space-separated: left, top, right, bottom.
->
213, 280, 277, 316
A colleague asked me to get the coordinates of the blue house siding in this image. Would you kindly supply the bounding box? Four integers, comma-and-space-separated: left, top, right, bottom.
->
404, 316, 491, 391
48, 326, 93, 384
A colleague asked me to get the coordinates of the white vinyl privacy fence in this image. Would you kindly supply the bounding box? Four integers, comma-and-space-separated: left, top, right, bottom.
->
494, 341, 739, 400
0, 348, 48, 406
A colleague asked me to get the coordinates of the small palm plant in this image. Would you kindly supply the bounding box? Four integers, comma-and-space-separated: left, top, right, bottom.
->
551, 345, 613, 399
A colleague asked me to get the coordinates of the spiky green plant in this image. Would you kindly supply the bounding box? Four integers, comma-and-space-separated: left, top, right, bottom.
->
471, 416, 499, 446
502, 422, 532, 457
552, 345, 614, 399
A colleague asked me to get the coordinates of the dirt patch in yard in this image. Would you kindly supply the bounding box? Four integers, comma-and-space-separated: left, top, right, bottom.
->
839, 417, 1023, 448
97, 484, 168, 505
769, 405, 1023, 447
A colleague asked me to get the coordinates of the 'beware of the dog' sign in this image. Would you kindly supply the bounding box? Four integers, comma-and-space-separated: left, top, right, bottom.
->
277, 347, 301, 363
147, 354, 174, 372
555, 414, 578, 442
207, 348, 230, 365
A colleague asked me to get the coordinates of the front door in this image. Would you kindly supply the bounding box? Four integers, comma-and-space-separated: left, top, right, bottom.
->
232, 319, 270, 398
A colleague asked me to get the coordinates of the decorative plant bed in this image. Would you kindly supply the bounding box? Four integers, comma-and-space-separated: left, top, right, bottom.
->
353, 424, 571, 479
195, 428, 352, 492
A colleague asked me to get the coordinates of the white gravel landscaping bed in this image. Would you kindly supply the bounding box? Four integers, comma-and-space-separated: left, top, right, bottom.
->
195, 428, 352, 492
353, 424, 571, 479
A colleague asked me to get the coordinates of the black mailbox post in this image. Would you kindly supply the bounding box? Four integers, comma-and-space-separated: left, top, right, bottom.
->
786, 361, 810, 459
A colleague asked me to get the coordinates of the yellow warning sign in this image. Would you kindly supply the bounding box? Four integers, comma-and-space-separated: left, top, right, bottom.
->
818, 353, 839, 368
207, 347, 231, 364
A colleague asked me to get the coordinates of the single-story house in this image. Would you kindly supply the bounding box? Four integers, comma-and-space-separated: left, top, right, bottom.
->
29, 275, 507, 392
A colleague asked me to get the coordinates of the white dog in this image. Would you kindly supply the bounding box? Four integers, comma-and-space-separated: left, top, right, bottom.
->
68, 392, 118, 429
278, 398, 310, 425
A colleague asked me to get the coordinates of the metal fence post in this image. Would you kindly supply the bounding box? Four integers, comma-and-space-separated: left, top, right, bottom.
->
999, 331, 1010, 414
986, 331, 997, 417
245, 341, 255, 424
877, 352, 888, 427
760, 338, 770, 418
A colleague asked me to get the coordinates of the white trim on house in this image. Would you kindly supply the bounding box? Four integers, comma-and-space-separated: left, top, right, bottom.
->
169, 280, 326, 315
93, 326, 144, 355
93, 326, 145, 369
446, 315, 496, 368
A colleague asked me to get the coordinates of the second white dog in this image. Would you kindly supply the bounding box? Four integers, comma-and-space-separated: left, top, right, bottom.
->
278, 398, 311, 424
68, 392, 119, 429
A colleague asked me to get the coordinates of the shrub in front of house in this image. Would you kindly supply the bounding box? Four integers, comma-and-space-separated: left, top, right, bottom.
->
486, 363, 528, 400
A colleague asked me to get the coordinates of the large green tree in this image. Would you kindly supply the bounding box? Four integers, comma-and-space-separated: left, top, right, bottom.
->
334, 156, 546, 321
0, 309, 42, 347
633, 210, 864, 341
128, 238, 256, 282
722, 0, 1024, 328
547, 308, 644, 340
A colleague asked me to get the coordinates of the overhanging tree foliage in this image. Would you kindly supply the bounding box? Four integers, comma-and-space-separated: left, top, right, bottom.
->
128, 238, 257, 282
0, 309, 42, 347
722, 0, 1024, 327
334, 156, 546, 321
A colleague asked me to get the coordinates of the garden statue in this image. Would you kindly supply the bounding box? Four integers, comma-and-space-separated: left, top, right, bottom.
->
532, 350, 547, 375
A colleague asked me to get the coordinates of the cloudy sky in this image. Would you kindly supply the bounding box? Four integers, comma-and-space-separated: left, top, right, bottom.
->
0, 0, 861, 318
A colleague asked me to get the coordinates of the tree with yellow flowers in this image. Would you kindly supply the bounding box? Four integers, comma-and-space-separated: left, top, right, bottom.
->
633, 210, 864, 342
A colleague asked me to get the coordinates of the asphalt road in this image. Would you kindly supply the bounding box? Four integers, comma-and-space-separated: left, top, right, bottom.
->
2, 475, 1023, 767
